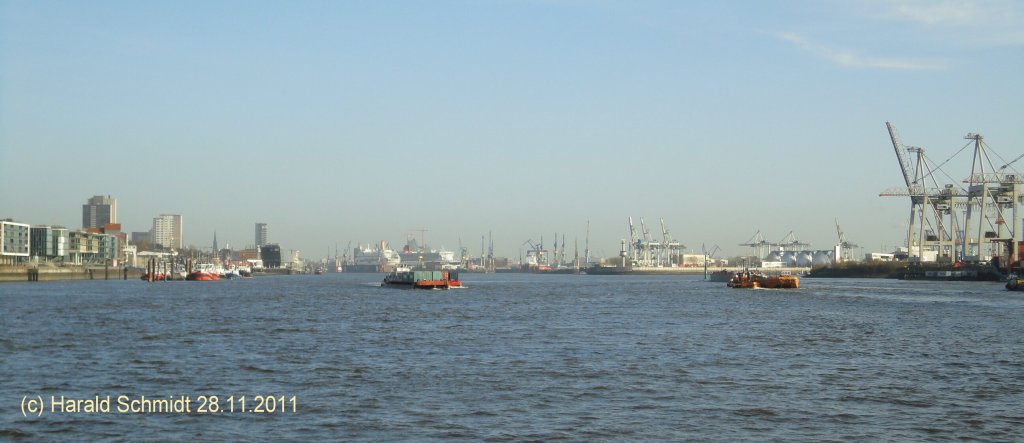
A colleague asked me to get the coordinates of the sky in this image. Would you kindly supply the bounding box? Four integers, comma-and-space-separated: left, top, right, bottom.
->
2, 0, 1022, 261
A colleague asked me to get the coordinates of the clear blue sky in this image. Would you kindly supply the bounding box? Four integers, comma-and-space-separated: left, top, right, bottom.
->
2, 0, 1022, 260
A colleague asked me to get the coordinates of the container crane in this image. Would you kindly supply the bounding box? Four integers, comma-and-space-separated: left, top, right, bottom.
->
740, 230, 771, 262
627, 217, 640, 264
522, 238, 546, 267
639, 217, 659, 266
961, 132, 1022, 264
881, 122, 962, 262
834, 219, 859, 262
999, 153, 1024, 172
661, 218, 684, 265
777, 231, 809, 252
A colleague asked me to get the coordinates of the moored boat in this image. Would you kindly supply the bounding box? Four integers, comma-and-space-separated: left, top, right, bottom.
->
727, 271, 799, 289
381, 269, 462, 289
1006, 276, 1024, 291
140, 273, 168, 281
186, 271, 220, 281
707, 270, 734, 282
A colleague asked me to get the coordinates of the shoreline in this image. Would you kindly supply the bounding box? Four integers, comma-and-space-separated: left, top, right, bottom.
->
0, 266, 144, 283
0, 266, 299, 283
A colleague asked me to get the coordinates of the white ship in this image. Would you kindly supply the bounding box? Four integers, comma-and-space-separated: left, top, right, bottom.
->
347, 241, 401, 272
398, 238, 458, 269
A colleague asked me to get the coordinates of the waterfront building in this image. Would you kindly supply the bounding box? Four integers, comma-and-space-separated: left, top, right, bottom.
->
152, 214, 183, 249
255, 223, 268, 247
259, 243, 281, 268
66, 231, 119, 265
30, 225, 69, 263
87, 223, 126, 263
67, 231, 98, 265
1, 219, 31, 266
98, 234, 118, 264
237, 248, 260, 261
100, 224, 127, 264
82, 195, 117, 229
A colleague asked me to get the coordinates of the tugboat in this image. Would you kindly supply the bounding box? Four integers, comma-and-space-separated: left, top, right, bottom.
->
727, 270, 799, 289
381, 268, 462, 289
1006, 274, 1024, 291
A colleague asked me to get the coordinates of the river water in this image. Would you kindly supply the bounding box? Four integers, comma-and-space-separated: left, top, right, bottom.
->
2, 273, 1022, 441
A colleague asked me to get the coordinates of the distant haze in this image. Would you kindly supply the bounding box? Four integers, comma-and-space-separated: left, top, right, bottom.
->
2, 1, 1022, 260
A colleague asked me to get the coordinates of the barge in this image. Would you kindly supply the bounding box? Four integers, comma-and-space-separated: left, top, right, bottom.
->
381, 269, 462, 289
727, 271, 800, 289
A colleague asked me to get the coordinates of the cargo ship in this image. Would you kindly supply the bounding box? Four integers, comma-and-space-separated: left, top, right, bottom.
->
381, 269, 462, 289
899, 263, 1005, 281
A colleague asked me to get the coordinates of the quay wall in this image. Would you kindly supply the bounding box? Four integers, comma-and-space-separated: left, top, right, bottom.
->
588, 266, 811, 275
0, 266, 145, 283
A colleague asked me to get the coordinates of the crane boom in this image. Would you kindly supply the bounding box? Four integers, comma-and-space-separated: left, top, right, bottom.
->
639, 217, 653, 242
628, 217, 639, 246
887, 121, 916, 189
1000, 152, 1024, 171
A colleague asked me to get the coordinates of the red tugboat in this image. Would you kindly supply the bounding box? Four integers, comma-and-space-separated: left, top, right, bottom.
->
727, 270, 799, 289
381, 269, 462, 289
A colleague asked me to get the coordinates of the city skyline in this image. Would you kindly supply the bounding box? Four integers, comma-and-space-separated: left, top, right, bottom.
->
2, 1, 1022, 258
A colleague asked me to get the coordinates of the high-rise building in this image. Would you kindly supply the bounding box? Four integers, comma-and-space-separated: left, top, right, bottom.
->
82, 195, 117, 229
152, 214, 183, 249
255, 223, 268, 247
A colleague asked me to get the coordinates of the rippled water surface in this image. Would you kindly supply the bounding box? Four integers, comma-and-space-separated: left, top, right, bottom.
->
3, 273, 1023, 440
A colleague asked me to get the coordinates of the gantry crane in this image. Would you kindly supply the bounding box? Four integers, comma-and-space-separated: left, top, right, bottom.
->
740, 230, 772, 262
661, 218, 684, 265
777, 231, 809, 252
834, 218, 859, 262
961, 132, 1023, 264
880, 122, 962, 262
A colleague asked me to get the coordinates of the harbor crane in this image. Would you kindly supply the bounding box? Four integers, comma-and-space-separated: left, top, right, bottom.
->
701, 243, 722, 281
999, 153, 1024, 172
522, 237, 548, 267
777, 231, 809, 252
880, 122, 1021, 265
702, 244, 721, 263
661, 218, 685, 265
961, 132, 1022, 264
740, 230, 772, 261
625, 217, 681, 267
639, 217, 658, 265
834, 219, 859, 262
880, 122, 962, 262
627, 217, 640, 263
